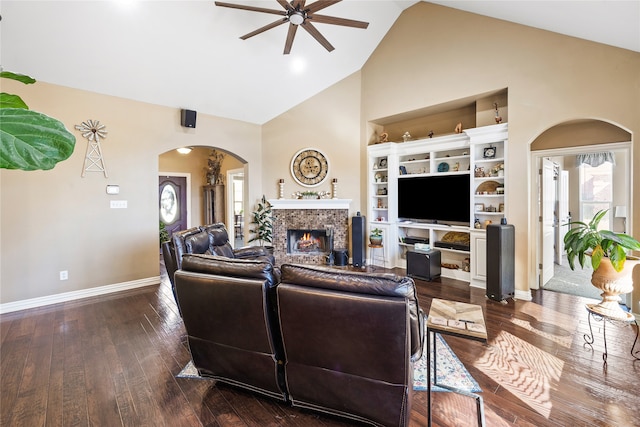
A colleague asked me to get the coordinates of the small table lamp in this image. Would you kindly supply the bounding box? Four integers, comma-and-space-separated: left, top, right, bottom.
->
614, 205, 627, 233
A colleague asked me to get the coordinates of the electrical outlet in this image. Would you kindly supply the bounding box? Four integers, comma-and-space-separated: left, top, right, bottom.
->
59, 270, 68, 280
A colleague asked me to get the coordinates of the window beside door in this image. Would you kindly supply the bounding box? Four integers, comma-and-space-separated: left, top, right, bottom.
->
579, 161, 612, 230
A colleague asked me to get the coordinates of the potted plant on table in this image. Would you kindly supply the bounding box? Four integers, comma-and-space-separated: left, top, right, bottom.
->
564, 209, 640, 320
248, 195, 273, 252
370, 228, 383, 246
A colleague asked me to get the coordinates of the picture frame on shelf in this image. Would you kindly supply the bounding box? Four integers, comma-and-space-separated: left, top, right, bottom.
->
499, 203, 505, 212
474, 203, 485, 212
378, 158, 388, 168
483, 146, 496, 159
399, 165, 407, 175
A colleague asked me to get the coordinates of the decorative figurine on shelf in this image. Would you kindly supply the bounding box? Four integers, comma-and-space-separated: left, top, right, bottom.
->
455, 122, 462, 133
452, 162, 460, 171
379, 132, 389, 143
402, 131, 411, 142
428, 130, 434, 138
474, 218, 482, 229
494, 102, 503, 124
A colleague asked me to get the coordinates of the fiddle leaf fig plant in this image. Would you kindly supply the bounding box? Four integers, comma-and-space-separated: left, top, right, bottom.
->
564, 209, 640, 272
0, 70, 76, 171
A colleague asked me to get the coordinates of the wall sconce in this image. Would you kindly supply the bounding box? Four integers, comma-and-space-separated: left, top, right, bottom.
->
176, 147, 192, 154
614, 205, 627, 233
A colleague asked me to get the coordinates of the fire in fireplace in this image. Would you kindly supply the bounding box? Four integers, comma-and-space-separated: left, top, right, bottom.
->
287, 229, 330, 254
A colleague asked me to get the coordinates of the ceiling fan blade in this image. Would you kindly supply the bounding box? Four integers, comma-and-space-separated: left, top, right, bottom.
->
241, 19, 288, 40
305, 0, 341, 14
291, 0, 307, 10
214, 1, 286, 17
276, 0, 294, 12
309, 13, 369, 29
301, 21, 334, 52
283, 23, 299, 54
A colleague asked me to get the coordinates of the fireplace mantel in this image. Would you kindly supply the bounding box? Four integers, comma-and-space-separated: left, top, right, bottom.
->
269, 199, 351, 210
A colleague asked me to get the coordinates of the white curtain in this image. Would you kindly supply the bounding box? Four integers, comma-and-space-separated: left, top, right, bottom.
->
576, 152, 615, 167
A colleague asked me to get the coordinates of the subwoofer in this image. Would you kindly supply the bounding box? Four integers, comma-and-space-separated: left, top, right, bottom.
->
351, 213, 366, 267
486, 223, 515, 302
180, 109, 197, 128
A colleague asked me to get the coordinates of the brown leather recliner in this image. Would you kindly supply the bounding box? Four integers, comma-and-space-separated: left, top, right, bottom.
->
174, 254, 287, 400
167, 224, 274, 302
277, 263, 424, 427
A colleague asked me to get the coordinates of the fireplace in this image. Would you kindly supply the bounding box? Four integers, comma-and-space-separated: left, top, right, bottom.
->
269, 199, 350, 266
287, 229, 331, 255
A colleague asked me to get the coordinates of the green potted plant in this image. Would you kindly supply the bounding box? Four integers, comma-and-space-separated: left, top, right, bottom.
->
159, 221, 170, 246
248, 195, 273, 249
370, 228, 383, 246
564, 209, 640, 319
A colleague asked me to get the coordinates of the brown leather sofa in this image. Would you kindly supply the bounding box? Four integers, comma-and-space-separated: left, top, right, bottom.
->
277, 263, 423, 427
175, 254, 287, 400
175, 254, 423, 427
165, 223, 274, 304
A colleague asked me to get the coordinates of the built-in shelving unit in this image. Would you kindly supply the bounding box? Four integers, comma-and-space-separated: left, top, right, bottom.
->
366, 123, 508, 287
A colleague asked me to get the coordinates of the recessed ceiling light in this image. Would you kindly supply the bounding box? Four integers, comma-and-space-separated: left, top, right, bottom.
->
290, 57, 306, 74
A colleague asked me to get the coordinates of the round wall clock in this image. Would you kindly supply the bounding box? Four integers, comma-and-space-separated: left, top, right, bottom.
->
290, 148, 330, 187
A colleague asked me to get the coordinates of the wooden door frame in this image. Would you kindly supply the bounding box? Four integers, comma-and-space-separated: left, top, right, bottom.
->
159, 172, 192, 230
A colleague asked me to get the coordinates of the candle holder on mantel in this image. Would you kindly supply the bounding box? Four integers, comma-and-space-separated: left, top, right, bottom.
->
278, 179, 285, 199
332, 178, 338, 199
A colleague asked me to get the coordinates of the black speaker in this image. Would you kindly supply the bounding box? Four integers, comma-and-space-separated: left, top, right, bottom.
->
407, 249, 441, 281
351, 213, 366, 267
486, 224, 515, 302
180, 109, 197, 128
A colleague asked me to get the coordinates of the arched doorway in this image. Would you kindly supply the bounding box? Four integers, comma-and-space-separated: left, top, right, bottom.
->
529, 119, 632, 304
158, 146, 247, 237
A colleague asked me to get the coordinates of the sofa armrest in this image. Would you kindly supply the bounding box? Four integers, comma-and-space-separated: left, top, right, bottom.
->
234, 246, 273, 259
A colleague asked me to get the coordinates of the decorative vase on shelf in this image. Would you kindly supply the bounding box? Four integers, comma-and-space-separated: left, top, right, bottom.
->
588, 256, 638, 320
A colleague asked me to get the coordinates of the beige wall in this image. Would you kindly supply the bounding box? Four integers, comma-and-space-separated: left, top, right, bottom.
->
2, 2, 638, 309
1, 80, 261, 304
262, 71, 363, 212
359, 2, 639, 296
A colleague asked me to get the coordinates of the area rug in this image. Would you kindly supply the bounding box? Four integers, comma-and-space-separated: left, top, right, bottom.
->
413, 333, 481, 393
177, 360, 201, 379
178, 333, 481, 393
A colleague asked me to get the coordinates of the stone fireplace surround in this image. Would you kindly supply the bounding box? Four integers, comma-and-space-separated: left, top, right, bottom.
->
269, 199, 351, 266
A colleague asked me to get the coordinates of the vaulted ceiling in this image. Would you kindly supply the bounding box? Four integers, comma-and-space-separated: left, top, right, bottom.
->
2, 1, 638, 125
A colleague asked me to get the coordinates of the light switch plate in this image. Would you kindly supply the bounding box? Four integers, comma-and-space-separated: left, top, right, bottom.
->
110, 200, 127, 209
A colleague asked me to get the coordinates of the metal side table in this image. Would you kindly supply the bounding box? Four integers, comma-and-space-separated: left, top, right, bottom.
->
583, 303, 640, 364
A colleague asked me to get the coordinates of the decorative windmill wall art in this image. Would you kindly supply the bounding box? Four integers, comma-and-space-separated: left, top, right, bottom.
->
75, 119, 108, 177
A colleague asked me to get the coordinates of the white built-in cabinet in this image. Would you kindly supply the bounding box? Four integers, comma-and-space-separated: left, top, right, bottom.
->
366, 123, 508, 288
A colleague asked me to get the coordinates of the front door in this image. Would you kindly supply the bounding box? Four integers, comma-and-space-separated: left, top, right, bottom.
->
159, 175, 188, 239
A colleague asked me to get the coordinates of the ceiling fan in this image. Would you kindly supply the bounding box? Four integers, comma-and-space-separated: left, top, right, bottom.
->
214, 0, 369, 54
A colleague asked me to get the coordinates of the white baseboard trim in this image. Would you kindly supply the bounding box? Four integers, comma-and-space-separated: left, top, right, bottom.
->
515, 289, 533, 301
0, 276, 161, 315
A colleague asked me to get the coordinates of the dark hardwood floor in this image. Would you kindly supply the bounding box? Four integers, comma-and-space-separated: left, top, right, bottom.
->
2, 261, 639, 426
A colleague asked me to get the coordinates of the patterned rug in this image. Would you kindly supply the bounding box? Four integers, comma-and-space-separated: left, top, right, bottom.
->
178, 332, 481, 393
413, 332, 481, 392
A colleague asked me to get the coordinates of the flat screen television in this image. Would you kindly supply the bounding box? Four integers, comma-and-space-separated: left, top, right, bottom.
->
397, 174, 470, 224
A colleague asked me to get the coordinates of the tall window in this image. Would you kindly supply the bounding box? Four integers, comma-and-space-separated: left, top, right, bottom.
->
579, 161, 612, 230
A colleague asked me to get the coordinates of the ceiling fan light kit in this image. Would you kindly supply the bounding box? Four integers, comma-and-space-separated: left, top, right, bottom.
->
215, 0, 369, 54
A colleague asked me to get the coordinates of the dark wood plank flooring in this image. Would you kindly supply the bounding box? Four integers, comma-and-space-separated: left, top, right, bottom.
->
2, 262, 639, 426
